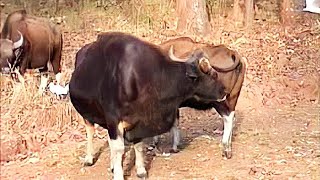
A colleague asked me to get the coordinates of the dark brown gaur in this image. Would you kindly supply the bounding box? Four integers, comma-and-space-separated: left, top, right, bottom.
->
69, 32, 228, 179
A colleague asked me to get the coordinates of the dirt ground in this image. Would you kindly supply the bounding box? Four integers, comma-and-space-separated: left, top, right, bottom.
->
1, 96, 319, 180
1, 1, 320, 180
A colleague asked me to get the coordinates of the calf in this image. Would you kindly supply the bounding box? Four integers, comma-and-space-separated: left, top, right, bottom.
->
69, 32, 227, 179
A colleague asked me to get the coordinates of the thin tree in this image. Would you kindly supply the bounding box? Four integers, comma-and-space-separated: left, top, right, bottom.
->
280, 0, 293, 26
244, 0, 254, 28
176, 0, 210, 36
233, 0, 254, 28
233, 0, 245, 26
55, 0, 59, 14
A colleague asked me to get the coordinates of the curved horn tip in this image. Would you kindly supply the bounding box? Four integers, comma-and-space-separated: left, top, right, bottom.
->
168, 45, 184, 62
13, 31, 24, 49
169, 45, 173, 53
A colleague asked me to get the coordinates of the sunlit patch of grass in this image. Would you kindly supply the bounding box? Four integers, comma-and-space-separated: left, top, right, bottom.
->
0, 74, 80, 134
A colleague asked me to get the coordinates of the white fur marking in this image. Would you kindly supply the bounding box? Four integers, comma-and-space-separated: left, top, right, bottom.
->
48, 82, 69, 95
171, 120, 180, 151
84, 123, 94, 165
109, 133, 125, 180
303, 0, 320, 13
133, 142, 147, 177
55, 72, 62, 85
222, 111, 235, 146
39, 74, 49, 93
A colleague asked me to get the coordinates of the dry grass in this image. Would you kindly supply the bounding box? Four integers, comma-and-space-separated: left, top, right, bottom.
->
0, 74, 80, 133
0, 0, 176, 136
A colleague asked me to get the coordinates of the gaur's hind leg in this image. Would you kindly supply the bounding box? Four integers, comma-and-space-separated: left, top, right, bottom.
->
214, 103, 235, 159
52, 35, 63, 85
151, 109, 180, 153
38, 72, 49, 94
109, 122, 125, 180
84, 119, 95, 166
221, 111, 235, 159
133, 141, 147, 178
170, 110, 180, 153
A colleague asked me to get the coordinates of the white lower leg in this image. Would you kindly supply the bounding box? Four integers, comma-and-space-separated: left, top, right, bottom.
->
39, 73, 49, 93
133, 142, 147, 178
84, 121, 95, 166
55, 72, 62, 85
171, 119, 180, 152
107, 134, 114, 171
109, 125, 125, 180
222, 111, 235, 158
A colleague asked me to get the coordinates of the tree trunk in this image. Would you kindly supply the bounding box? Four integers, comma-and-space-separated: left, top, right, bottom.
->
0, 3, 4, 34
14, 0, 23, 5
233, 0, 245, 27
55, 0, 59, 14
280, 0, 293, 26
244, 0, 254, 28
233, 0, 253, 28
176, 0, 210, 36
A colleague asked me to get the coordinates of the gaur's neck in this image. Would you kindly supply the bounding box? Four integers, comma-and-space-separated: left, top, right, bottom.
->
157, 60, 197, 104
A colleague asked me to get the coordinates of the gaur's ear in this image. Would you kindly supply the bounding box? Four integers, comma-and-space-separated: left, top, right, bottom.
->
198, 57, 211, 73
198, 57, 218, 79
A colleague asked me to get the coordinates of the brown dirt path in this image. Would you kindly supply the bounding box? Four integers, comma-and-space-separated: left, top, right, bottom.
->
1, 98, 319, 180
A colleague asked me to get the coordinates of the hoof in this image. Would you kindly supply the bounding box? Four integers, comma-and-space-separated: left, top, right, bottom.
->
83, 161, 94, 166
136, 167, 147, 179
108, 167, 114, 173
223, 150, 232, 159
147, 144, 156, 151
169, 148, 179, 153
83, 155, 94, 166
113, 174, 124, 180
213, 129, 224, 135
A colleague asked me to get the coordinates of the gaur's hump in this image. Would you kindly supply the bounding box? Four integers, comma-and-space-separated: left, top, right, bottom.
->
6, 9, 27, 20
2, 9, 27, 37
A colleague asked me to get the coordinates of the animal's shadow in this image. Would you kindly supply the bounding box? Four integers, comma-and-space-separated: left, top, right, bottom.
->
145, 108, 244, 153
83, 108, 244, 179
83, 142, 109, 167
135, 108, 243, 178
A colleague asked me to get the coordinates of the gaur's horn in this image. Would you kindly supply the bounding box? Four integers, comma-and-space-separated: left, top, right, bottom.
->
13, 31, 23, 49
211, 53, 240, 72
168, 45, 188, 62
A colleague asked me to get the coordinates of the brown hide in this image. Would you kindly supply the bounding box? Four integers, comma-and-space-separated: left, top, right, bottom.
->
1, 10, 27, 39
159, 37, 204, 59
22, 17, 62, 72
159, 37, 247, 111
0, 10, 62, 75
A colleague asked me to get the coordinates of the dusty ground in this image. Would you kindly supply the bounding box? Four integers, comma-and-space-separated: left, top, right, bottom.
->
1, 1, 320, 179
1, 98, 319, 180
